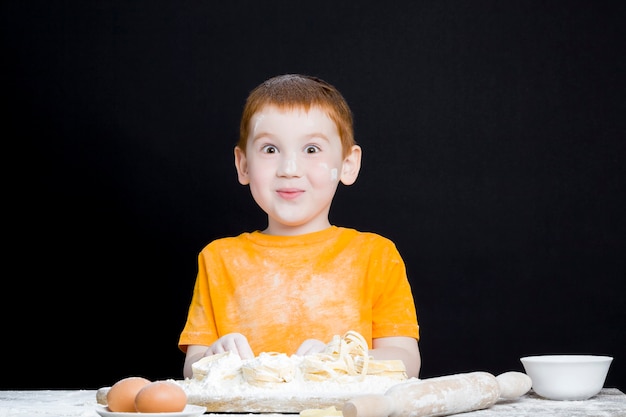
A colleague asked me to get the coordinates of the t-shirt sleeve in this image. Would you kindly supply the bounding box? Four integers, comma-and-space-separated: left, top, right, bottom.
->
178, 251, 219, 351
370, 237, 420, 340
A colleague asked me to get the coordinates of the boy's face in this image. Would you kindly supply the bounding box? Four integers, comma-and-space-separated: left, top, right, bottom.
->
234, 105, 360, 235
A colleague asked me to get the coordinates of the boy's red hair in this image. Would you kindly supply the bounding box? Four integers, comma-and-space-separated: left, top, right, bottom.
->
238, 74, 355, 156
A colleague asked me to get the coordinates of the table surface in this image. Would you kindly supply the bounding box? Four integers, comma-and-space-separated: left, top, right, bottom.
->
0, 388, 625, 417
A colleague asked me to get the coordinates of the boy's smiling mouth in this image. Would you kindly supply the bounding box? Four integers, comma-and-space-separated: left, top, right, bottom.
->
276, 188, 304, 200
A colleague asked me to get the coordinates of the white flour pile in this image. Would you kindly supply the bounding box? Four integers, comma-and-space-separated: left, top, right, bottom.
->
175, 350, 411, 399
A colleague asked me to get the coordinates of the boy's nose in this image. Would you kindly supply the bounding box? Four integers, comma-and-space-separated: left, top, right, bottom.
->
277, 152, 300, 177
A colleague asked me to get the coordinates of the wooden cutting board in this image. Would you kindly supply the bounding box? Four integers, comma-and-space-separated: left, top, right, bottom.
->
96, 386, 356, 412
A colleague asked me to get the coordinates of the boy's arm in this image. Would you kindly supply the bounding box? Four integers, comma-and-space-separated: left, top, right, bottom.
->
183, 345, 209, 379
371, 336, 421, 378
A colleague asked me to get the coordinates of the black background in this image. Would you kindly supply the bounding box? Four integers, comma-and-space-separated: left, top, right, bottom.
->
3, 1, 625, 391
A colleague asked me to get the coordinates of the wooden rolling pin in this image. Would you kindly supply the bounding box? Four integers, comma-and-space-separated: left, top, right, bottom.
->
343, 371, 531, 417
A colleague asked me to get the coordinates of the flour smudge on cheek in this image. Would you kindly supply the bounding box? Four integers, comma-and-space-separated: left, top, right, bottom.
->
318, 162, 338, 183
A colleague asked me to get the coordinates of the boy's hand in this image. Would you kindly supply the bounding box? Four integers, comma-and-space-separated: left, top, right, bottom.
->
204, 333, 255, 359
295, 338, 327, 356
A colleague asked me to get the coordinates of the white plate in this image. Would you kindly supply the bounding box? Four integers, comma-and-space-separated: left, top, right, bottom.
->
95, 404, 206, 417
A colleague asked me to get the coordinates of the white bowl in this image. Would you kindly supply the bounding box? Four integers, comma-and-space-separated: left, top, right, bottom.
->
520, 355, 613, 400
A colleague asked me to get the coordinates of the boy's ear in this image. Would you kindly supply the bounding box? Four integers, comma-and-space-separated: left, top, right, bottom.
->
340, 145, 362, 186
234, 146, 250, 185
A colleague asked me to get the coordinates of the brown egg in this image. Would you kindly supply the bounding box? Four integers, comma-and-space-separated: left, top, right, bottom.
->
134, 380, 187, 413
106, 376, 151, 412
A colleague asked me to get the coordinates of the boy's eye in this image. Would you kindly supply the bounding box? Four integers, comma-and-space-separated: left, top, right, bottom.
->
305, 145, 320, 154
261, 145, 278, 154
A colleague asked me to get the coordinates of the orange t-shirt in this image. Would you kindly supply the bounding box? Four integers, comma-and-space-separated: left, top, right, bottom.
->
178, 226, 419, 355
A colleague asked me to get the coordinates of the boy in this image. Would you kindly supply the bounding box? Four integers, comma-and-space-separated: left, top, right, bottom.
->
178, 74, 421, 379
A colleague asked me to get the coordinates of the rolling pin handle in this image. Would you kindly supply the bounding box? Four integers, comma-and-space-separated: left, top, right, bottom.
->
495, 371, 533, 399
343, 394, 394, 417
